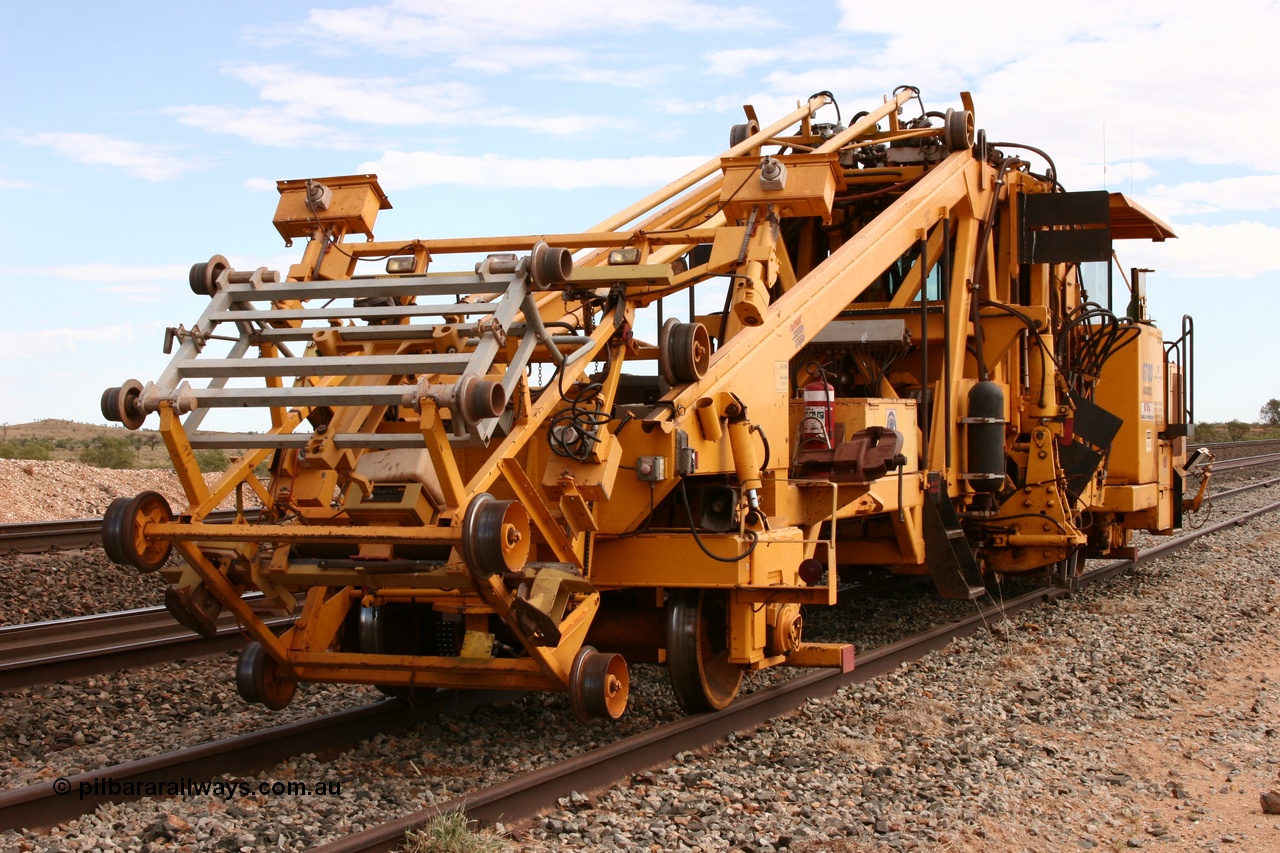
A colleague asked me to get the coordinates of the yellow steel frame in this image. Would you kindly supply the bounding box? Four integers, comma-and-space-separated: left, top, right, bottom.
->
109, 86, 1189, 714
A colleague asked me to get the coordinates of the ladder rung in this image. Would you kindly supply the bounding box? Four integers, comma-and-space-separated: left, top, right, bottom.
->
211, 303, 497, 323
186, 432, 430, 450
225, 275, 511, 303
177, 354, 473, 379
209, 302, 494, 322
187, 386, 418, 408
247, 324, 587, 345
249, 322, 490, 344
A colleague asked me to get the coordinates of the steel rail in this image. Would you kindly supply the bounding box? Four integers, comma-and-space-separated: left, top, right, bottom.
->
3, 470, 1278, 841
1, 449, 1272, 556
0, 508, 241, 554
307, 495, 1280, 853
0, 596, 284, 691
0, 468, 1274, 693
0, 689, 510, 833
1207, 452, 1280, 472
1201, 438, 1280, 458
1206, 475, 1280, 501
2, 471, 1272, 693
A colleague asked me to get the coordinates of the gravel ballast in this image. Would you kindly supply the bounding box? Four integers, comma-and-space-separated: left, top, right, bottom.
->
0, 460, 224, 525
519, 484, 1280, 852
2, 465, 1278, 851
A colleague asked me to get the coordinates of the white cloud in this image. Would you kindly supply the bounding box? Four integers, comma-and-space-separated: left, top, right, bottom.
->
4, 263, 189, 282
1142, 175, 1280, 217
705, 48, 783, 77
0, 176, 34, 189
168, 104, 347, 149
0, 324, 148, 359
16, 133, 201, 181
656, 94, 757, 116
101, 284, 171, 303
740, 2, 1280, 178
1122, 221, 1280, 279
244, 177, 276, 192
228, 64, 479, 126
3, 254, 297, 283
171, 63, 628, 146
448, 44, 587, 75
267, 0, 778, 61
360, 150, 707, 191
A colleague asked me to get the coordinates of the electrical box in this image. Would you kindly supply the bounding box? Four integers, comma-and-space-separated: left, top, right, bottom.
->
719, 153, 844, 223
344, 482, 437, 526
1094, 323, 1166, 485
273, 174, 391, 243
636, 456, 667, 482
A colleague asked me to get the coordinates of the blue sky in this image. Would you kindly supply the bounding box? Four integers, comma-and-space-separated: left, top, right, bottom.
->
2, 0, 1277, 429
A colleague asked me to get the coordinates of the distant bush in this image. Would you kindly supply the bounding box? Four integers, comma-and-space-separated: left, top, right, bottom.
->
1225, 420, 1251, 442
0, 438, 54, 461
79, 435, 137, 469
1193, 422, 1221, 442
194, 449, 231, 472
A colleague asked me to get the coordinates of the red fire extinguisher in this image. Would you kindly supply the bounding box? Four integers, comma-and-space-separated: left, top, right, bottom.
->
801, 377, 835, 450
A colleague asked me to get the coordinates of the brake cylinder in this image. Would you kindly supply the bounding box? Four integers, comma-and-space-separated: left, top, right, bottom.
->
965, 381, 1005, 493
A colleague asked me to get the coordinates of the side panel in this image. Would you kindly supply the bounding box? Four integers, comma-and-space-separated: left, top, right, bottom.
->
1094, 324, 1165, 486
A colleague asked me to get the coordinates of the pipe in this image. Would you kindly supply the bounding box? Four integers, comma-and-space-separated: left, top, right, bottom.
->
814, 88, 916, 154
590, 95, 832, 233
695, 397, 724, 441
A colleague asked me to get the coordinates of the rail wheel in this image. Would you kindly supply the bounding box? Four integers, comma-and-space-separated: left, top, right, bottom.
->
529, 241, 572, 290
658, 319, 710, 385
100, 379, 146, 430
357, 603, 452, 702
944, 108, 974, 152
729, 118, 760, 148
568, 646, 630, 722
460, 493, 530, 578
101, 490, 173, 572
189, 254, 229, 296
236, 641, 296, 710
665, 589, 743, 713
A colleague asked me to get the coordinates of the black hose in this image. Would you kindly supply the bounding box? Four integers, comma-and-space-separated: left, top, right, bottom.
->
808, 90, 840, 124
751, 423, 771, 472
678, 478, 759, 563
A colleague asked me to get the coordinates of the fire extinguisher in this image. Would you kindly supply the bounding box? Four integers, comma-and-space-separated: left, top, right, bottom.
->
801, 374, 835, 450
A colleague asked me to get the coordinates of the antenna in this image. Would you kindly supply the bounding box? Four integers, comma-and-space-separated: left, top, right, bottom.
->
1102, 123, 1107, 190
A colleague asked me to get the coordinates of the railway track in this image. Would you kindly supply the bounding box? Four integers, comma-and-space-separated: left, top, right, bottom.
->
1201, 438, 1280, 460
0, 443, 1274, 557
3, 474, 1275, 693
1205, 452, 1280, 472
0, 508, 240, 555
0, 459, 1275, 842
306, 488, 1280, 853
0, 598, 286, 691
7, 483, 1278, 843
0, 690, 509, 833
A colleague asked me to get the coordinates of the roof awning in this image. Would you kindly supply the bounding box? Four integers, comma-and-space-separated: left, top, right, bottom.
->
1109, 193, 1177, 241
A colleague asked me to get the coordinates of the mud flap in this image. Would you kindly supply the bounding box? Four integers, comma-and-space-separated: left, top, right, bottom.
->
922, 482, 986, 600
